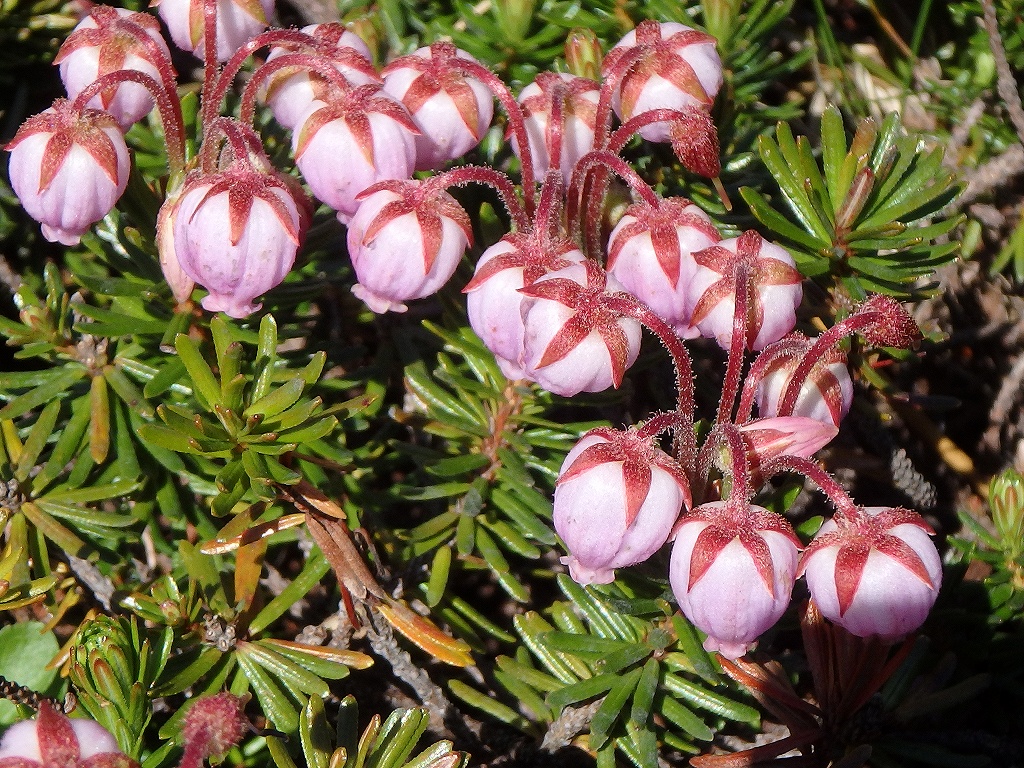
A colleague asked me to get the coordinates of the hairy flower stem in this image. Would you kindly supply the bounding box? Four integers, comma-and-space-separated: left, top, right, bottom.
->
763, 454, 860, 521
604, 293, 697, 480
593, 46, 645, 149
432, 166, 528, 231
237, 51, 354, 125
607, 107, 694, 154
200, 0, 219, 128
567, 149, 659, 243
198, 116, 259, 172
210, 28, 323, 116
735, 337, 807, 422
694, 422, 754, 508
716, 265, 750, 425
777, 309, 883, 417
446, 58, 537, 216
71, 70, 187, 178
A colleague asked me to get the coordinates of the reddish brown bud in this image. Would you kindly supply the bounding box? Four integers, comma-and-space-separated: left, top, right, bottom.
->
669, 108, 720, 179
858, 295, 922, 348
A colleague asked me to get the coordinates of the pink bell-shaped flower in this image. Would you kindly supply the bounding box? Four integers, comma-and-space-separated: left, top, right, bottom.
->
603, 20, 722, 143
670, 500, 800, 659
519, 261, 642, 396
464, 229, 585, 380
292, 84, 418, 223
55, 6, 174, 130
347, 179, 472, 313
7, 100, 129, 246
382, 42, 494, 170
606, 197, 721, 336
688, 230, 803, 352
754, 334, 854, 427
737, 416, 839, 488
169, 146, 311, 318
0, 700, 137, 768
511, 72, 600, 185
800, 506, 942, 641
155, 0, 274, 62
261, 23, 379, 130
554, 427, 690, 585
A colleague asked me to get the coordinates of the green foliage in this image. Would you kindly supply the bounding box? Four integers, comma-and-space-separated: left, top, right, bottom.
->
0, 623, 61, 726
741, 106, 964, 299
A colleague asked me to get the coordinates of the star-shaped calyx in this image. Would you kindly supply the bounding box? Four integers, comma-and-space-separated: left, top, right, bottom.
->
294, 84, 420, 168
603, 19, 717, 122
0, 702, 138, 768
799, 507, 937, 617
6, 100, 123, 194
383, 42, 486, 139
518, 261, 634, 386
356, 178, 473, 273
517, 71, 599, 135
690, 230, 802, 350
607, 197, 720, 288
462, 227, 581, 293
683, 502, 801, 599
557, 426, 690, 526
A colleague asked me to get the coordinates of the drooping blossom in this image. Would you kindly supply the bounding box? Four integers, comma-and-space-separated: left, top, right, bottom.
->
511, 72, 600, 185
519, 261, 642, 396
753, 334, 854, 427
603, 20, 722, 143
687, 230, 803, 351
0, 701, 137, 768
800, 506, 941, 640
382, 42, 494, 170
555, 427, 690, 585
56, 6, 174, 130
7, 100, 130, 246
347, 179, 472, 312
670, 501, 800, 659
291, 84, 418, 223
464, 229, 585, 380
606, 197, 721, 336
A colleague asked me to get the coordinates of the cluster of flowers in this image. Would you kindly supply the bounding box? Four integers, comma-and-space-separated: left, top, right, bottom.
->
6, 0, 942, 659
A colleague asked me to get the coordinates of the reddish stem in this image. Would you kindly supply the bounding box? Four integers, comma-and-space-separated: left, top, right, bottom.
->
604, 292, 697, 481
736, 339, 806, 422
716, 264, 750, 424
431, 165, 528, 230
71, 70, 186, 178
762, 454, 860, 520
200, 0, 219, 128
238, 51, 354, 125
607, 107, 694, 153
566, 149, 659, 241
593, 45, 645, 150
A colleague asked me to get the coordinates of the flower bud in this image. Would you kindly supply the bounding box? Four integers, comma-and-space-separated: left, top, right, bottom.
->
606, 197, 720, 336
348, 179, 472, 313
511, 72, 600, 186
155, 0, 275, 61
670, 501, 800, 659
564, 28, 603, 81
261, 23, 379, 130
292, 84, 418, 223
754, 334, 853, 427
555, 428, 690, 584
800, 506, 942, 640
857, 295, 923, 349
990, 468, 1024, 558
737, 416, 838, 486
56, 6, 174, 130
0, 701, 136, 768
688, 230, 802, 351
519, 261, 642, 396
382, 42, 494, 170
170, 160, 310, 317
179, 693, 246, 768
603, 20, 722, 143
6, 100, 130, 246
464, 230, 585, 380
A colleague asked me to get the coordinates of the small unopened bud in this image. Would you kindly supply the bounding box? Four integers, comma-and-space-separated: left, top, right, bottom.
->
179, 693, 247, 768
565, 28, 603, 80
669, 108, 720, 179
858, 295, 922, 348
990, 468, 1024, 558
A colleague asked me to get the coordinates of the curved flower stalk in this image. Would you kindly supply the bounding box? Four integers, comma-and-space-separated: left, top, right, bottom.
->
554, 426, 690, 585
260, 23, 378, 130
383, 42, 494, 170
56, 6, 176, 130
